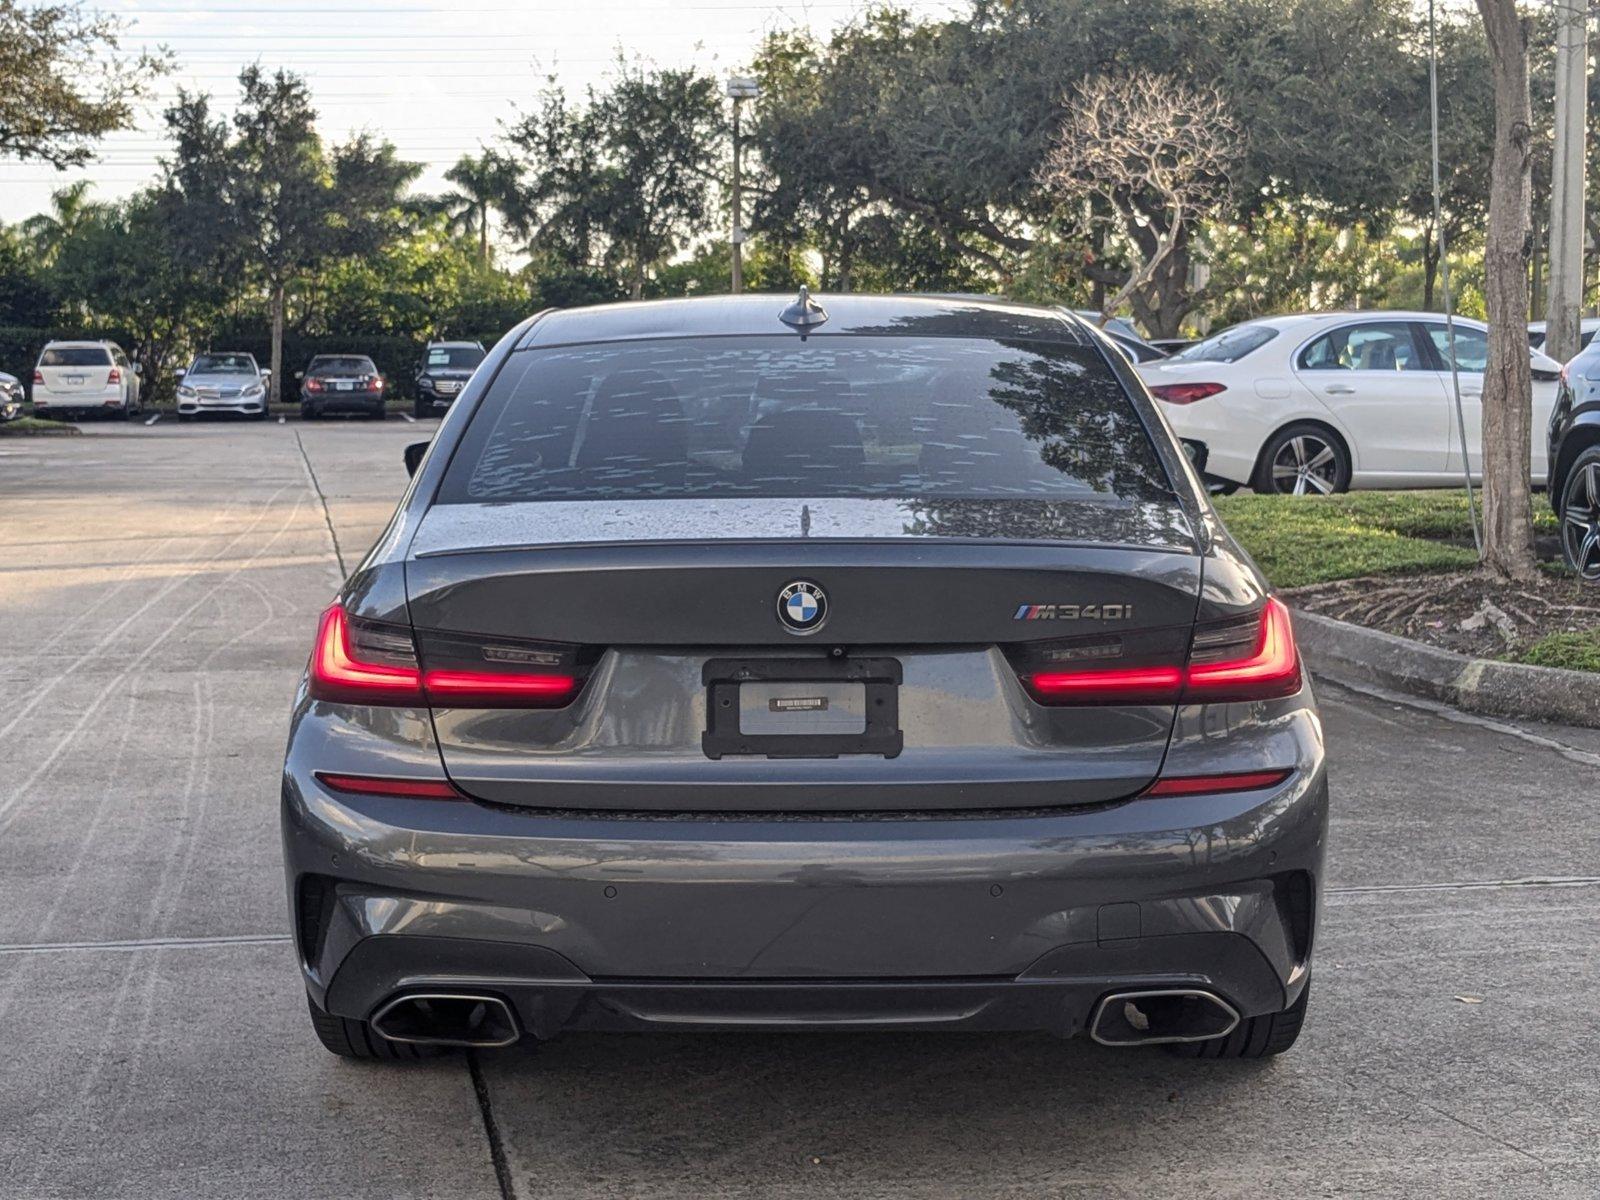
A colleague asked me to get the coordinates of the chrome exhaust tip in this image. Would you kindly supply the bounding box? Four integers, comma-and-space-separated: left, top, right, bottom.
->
1089, 989, 1240, 1047
369, 992, 521, 1048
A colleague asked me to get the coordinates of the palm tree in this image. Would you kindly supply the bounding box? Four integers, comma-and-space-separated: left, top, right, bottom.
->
442, 151, 519, 262
22, 182, 97, 267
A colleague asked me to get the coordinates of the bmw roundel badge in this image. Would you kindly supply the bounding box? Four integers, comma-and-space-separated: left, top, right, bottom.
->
776, 580, 828, 634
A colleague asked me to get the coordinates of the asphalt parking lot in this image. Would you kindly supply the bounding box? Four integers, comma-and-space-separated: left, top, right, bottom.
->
3, 419, 1599, 1199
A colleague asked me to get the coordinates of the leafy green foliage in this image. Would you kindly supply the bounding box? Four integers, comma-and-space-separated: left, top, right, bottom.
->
1518, 630, 1600, 673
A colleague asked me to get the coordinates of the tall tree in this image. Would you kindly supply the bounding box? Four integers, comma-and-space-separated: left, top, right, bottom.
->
0, 0, 168, 167
162, 67, 419, 402
1473, 0, 1538, 581
442, 151, 518, 262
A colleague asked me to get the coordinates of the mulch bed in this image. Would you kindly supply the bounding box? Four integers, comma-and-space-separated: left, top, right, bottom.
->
1285, 570, 1600, 662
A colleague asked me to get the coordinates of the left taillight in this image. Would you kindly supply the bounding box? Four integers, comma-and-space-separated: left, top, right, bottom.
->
1019, 597, 1301, 706
307, 602, 584, 708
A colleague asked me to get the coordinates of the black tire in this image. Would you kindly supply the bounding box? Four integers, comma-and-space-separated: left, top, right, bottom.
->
1252, 424, 1351, 496
414, 398, 430, 420
1165, 982, 1310, 1060
369, 402, 386, 420
301, 404, 317, 421
1559, 445, 1600, 580
306, 993, 442, 1062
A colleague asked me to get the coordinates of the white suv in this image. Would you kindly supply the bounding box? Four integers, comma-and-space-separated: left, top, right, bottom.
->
33, 341, 143, 419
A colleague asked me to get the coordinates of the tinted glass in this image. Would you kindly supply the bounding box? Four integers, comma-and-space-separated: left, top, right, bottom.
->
1169, 325, 1278, 363
40, 347, 112, 367
426, 347, 484, 370
1424, 324, 1489, 372
438, 336, 1170, 504
309, 357, 376, 375
191, 354, 258, 375
1300, 322, 1422, 371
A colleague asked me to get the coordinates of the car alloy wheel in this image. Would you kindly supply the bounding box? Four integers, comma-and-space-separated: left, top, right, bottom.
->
1560, 453, 1600, 581
1271, 433, 1340, 496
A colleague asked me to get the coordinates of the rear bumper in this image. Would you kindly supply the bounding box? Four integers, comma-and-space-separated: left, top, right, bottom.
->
304, 393, 384, 411
284, 761, 1326, 1038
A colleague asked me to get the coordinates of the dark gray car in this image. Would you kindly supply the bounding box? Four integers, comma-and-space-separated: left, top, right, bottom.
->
282, 294, 1326, 1063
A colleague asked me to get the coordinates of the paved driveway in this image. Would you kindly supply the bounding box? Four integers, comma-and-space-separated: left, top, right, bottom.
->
2, 421, 1596, 1198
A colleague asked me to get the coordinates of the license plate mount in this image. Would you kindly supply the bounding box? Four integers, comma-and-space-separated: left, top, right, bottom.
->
702, 657, 903, 760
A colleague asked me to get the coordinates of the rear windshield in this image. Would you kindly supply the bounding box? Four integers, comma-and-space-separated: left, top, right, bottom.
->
190, 354, 257, 375
427, 346, 484, 370
1168, 325, 1279, 363
40, 347, 112, 367
309, 357, 375, 375
436, 336, 1170, 504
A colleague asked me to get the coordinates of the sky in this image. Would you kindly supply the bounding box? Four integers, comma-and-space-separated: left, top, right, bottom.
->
2, 0, 961, 224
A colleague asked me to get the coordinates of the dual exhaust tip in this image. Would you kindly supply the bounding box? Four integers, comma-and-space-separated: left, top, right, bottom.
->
369, 986, 1238, 1050
370, 992, 521, 1049
1089, 988, 1240, 1047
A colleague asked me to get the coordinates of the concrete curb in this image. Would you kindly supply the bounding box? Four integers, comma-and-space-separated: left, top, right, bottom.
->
1292, 608, 1600, 729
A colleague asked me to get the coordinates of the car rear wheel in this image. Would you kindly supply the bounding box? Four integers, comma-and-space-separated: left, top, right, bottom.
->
1254, 424, 1350, 496
1559, 446, 1600, 580
1164, 982, 1310, 1060
306, 992, 442, 1062
301, 404, 318, 421
414, 398, 430, 420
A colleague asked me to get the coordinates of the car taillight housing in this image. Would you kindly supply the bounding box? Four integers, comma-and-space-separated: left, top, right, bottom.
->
306, 378, 324, 392
1150, 381, 1226, 405
307, 602, 586, 708
367, 377, 384, 393
33, 368, 43, 384
107, 367, 122, 384
1018, 597, 1301, 706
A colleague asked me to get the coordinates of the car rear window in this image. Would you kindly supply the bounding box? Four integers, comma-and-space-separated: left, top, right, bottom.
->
310, 357, 375, 375
1168, 325, 1279, 363
40, 347, 112, 367
436, 336, 1171, 504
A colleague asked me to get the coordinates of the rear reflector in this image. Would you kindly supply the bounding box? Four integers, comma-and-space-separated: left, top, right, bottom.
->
1150, 381, 1226, 405
1142, 769, 1292, 797
314, 772, 462, 799
1022, 597, 1301, 705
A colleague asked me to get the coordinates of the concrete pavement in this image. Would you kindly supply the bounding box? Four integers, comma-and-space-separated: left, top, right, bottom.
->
2, 420, 1596, 1198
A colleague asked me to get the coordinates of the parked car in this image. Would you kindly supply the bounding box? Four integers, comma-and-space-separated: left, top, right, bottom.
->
31, 340, 143, 419
1527, 318, 1600, 359
175, 351, 270, 421
1547, 338, 1600, 579
284, 294, 1324, 1063
1137, 312, 1562, 494
414, 340, 486, 419
298, 354, 385, 420
0, 371, 23, 421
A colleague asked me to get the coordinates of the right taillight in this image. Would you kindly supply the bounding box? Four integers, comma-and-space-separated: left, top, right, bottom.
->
1150, 381, 1226, 404
1020, 597, 1301, 705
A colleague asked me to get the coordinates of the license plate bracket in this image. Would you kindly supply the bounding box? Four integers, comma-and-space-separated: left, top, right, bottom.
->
702, 657, 903, 760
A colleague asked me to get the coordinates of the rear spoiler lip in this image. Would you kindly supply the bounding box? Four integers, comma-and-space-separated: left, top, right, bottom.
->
408, 535, 1201, 561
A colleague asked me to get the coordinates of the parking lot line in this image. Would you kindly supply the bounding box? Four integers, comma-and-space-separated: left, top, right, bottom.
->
144, 413, 160, 426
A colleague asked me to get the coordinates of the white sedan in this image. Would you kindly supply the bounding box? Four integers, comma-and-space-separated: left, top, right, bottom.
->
1136, 312, 1562, 494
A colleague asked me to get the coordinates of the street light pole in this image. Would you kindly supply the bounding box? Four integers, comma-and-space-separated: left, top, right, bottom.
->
1545, 0, 1589, 363
726, 77, 760, 295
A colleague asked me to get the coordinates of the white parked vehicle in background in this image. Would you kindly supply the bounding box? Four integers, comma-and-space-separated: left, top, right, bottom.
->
1136, 312, 1561, 494
175, 351, 270, 420
1526, 318, 1600, 359
32, 340, 143, 419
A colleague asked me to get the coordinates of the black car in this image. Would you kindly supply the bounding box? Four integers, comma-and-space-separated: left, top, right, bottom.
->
414, 341, 486, 419
282, 293, 1324, 1063
1548, 341, 1600, 579
299, 355, 386, 420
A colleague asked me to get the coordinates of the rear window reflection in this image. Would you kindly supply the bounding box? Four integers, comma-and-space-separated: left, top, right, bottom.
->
438, 336, 1171, 504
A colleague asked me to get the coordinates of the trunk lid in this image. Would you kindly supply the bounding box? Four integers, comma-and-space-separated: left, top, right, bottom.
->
406, 497, 1201, 814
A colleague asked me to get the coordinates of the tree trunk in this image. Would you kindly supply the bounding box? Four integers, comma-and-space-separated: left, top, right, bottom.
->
1422, 219, 1439, 311
270, 279, 285, 407
1475, 0, 1539, 582
479, 202, 490, 263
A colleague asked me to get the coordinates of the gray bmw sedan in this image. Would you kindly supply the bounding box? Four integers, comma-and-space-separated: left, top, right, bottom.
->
282, 293, 1325, 1062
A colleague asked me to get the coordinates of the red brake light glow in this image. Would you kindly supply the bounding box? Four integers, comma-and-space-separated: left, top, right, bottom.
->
314, 772, 462, 799
1150, 381, 1226, 405
368, 377, 384, 392
308, 603, 581, 708
1023, 597, 1300, 706
308, 603, 424, 704
1142, 769, 1292, 798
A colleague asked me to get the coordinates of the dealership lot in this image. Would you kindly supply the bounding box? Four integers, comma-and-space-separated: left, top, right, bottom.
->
2, 421, 1598, 1199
